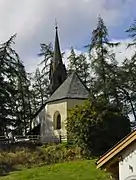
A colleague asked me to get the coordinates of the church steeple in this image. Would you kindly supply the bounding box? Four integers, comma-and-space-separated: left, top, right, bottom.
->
52, 25, 63, 70
49, 24, 67, 95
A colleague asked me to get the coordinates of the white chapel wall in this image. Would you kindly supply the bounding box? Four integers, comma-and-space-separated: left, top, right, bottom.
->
67, 98, 86, 110
119, 142, 136, 180
41, 99, 67, 143
40, 98, 87, 143
32, 108, 45, 129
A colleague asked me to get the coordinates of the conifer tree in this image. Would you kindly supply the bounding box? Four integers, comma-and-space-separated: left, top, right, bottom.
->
32, 68, 46, 107
121, 20, 136, 122
15, 61, 33, 135
67, 47, 90, 87
0, 34, 34, 136
38, 43, 54, 97
87, 16, 119, 102
0, 35, 22, 135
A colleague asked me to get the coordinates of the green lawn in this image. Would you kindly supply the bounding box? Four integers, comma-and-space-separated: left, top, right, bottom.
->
0, 160, 110, 180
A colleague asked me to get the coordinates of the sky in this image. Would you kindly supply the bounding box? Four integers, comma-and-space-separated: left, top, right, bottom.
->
1, 0, 136, 72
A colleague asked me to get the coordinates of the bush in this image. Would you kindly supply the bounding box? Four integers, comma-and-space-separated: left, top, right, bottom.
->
67, 99, 131, 156
0, 143, 87, 175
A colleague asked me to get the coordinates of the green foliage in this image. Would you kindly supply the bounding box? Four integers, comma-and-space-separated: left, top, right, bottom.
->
0, 160, 110, 180
87, 16, 120, 103
124, 19, 136, 122
30, 43, 54, 114
0, 34, 18, 135
13, 61, 33, 135
126, 19, 136, 41
32, 67, 49, 108
0, 34, 33, 135
0, 144, 87, 175
67, 47, 90, 87
67, 99, 131, 156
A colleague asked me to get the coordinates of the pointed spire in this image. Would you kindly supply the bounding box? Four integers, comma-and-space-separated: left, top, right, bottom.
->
53, 21, 62, 69
49, 23, 67, 95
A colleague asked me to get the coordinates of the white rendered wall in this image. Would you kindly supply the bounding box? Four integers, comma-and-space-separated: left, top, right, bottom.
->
41, 99, 67, 143
40, 98, 86, 143
119, 142, 136, 180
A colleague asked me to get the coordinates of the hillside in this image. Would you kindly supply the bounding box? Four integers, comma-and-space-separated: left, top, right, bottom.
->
0, 160, 110, 180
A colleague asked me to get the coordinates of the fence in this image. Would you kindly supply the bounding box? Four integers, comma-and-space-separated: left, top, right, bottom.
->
41, 134, 67, 144
0, 134, 68, 145
0, 135, 40, 144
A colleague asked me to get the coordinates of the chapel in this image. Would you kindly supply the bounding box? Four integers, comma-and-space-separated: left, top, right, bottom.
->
31, 25, 89, 143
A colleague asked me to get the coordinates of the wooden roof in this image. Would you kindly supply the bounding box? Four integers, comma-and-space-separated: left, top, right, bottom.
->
96, 130, 136, 169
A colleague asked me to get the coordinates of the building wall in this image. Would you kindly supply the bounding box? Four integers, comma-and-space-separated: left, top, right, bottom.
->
67, 99, 86, 110
41, 99, 67, 143
32, 108, 45, 129
119, 142, 136, 180
40, 98, 86, 143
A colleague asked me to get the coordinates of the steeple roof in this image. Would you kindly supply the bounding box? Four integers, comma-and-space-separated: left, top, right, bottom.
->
53, 25, 62, 69
47, 72, 89, 103
49, 25, 67, 95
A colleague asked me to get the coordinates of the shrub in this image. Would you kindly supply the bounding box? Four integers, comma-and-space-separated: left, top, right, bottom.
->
0, 143, 87, 175
67, 99, 131, 156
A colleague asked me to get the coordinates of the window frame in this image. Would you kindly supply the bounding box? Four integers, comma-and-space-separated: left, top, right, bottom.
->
53, 111, 61, 130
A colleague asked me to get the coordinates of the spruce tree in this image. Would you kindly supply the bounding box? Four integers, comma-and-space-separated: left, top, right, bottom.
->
0, 34, 20, 135
38, 43, 54, 97
87, 16, 119, 102
122, 20, 136, 122
67, 47, 90, 87
32, 68, 47, 108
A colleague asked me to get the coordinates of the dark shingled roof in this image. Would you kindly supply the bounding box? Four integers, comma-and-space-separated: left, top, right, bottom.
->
47, 72, 89, 103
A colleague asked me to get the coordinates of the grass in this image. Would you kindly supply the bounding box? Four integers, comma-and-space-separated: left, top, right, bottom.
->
0, 160, 110, 180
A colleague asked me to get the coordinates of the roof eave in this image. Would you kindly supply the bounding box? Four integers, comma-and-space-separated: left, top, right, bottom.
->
47, 97, 88, 104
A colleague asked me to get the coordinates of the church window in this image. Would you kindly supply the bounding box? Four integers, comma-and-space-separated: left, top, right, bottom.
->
54, 111, 61, 130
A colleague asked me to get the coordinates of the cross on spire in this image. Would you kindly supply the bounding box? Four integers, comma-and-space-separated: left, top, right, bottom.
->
55, 19, 58, 30
53, 19, 62, 66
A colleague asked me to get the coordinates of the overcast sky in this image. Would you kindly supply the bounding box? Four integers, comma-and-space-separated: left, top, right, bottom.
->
1, 0, 136, 72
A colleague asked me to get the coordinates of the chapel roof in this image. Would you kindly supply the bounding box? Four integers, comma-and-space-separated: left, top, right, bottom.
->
47, 72, 89, 103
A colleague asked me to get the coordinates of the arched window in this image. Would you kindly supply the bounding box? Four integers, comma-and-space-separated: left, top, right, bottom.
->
53, 111, 61, 130
56, 114, 61, 129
